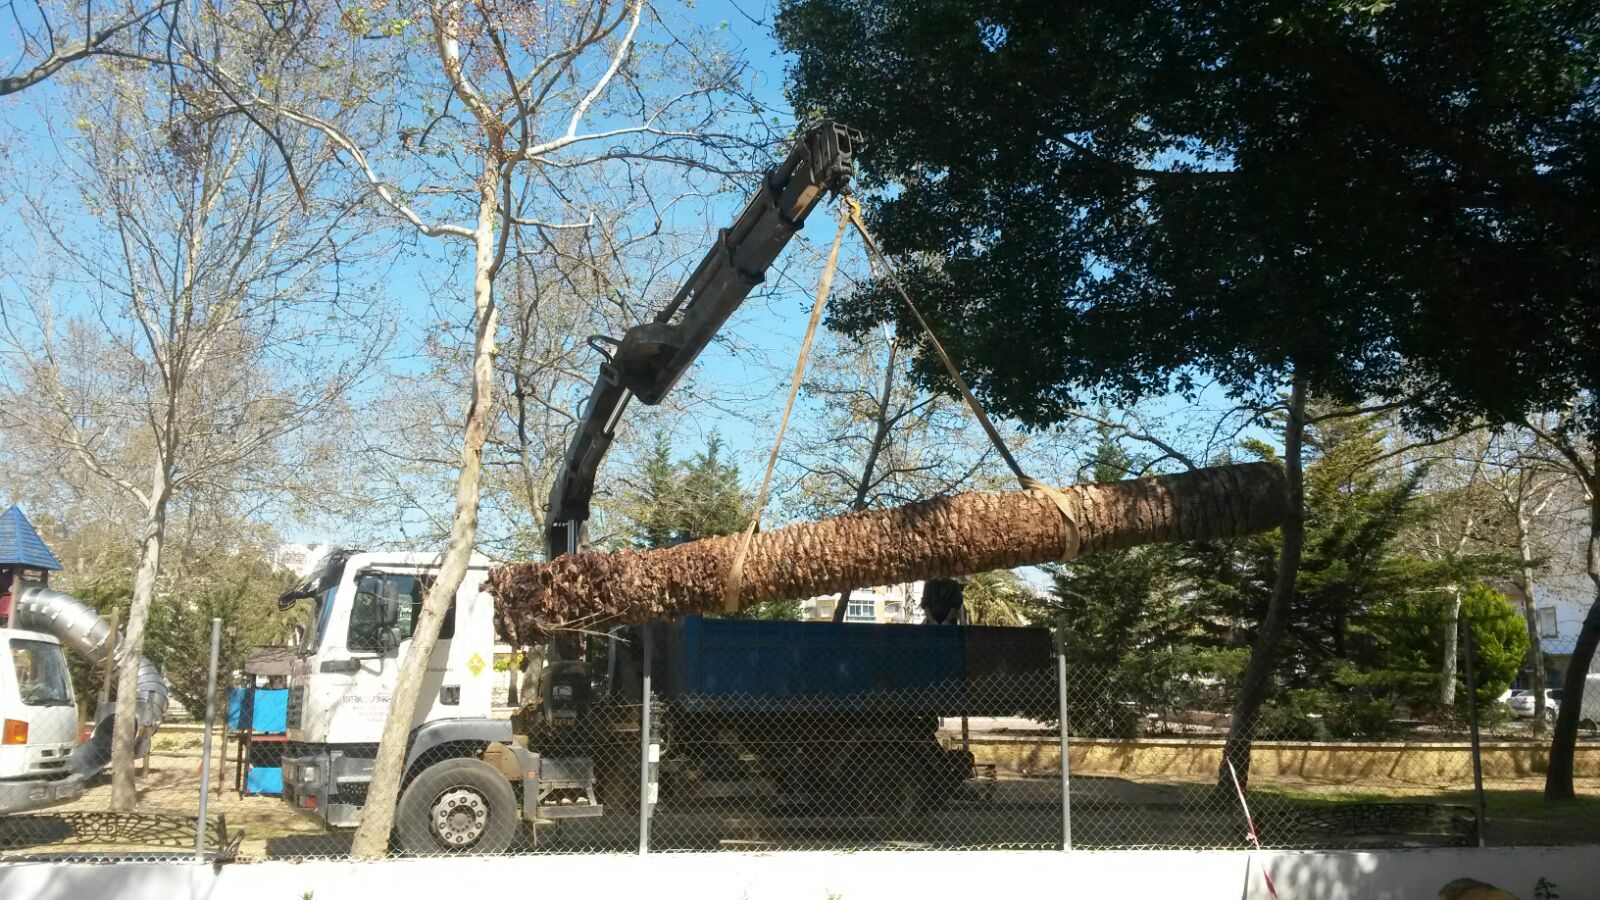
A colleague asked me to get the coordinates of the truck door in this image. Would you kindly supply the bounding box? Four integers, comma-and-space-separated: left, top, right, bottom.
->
319, 573, 456, 743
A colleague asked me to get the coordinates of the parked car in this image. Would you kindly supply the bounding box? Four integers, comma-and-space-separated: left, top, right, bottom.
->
1507, 688, 1562, 721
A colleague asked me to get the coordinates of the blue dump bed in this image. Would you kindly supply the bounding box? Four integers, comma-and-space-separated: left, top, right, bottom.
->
650, 617, 1053, 716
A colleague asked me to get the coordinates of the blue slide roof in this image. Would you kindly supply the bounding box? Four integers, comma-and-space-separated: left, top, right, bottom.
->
0, 505, 63, 571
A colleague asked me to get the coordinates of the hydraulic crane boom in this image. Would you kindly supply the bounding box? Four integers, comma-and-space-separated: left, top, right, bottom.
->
545, 121, 862, 561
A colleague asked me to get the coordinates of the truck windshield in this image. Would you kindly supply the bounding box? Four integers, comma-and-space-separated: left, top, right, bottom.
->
300, 585, 339, 654
11, 639, 72, 707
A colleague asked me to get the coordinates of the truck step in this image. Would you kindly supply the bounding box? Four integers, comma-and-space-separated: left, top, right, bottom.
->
537, 804, 605, 820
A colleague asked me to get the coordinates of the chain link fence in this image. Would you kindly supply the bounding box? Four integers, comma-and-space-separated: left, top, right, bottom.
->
2, 655, 1595, 862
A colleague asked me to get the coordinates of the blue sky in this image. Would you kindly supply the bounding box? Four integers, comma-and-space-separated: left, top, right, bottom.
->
1, 1, 1273, 557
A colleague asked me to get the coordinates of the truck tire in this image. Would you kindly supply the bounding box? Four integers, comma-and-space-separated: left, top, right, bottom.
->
396, 757, 518, 855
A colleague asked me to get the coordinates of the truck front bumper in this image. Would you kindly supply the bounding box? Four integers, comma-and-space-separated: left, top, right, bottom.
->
0, 772, 87, 814
281, 748, 371, 829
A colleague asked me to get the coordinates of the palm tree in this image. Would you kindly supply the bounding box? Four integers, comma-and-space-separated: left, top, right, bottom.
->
960, 570, 1031, 626
492, 461, 1287, 643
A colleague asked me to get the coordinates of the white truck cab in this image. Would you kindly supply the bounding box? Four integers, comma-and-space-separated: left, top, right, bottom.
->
0, 626, 84, 813
284, 550, 496, 747
277, 549, 602, 851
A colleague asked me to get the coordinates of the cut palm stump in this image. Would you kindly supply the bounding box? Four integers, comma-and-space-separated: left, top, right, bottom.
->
490, 461, 1286, 641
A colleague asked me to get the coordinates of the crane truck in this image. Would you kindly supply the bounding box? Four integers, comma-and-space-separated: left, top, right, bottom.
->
274, 122, 1056, 854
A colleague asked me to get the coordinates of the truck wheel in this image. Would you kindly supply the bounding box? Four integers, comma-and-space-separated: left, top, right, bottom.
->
396, 757, 518, 855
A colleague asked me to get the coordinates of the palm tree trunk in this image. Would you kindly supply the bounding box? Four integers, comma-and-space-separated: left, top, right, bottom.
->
492, 461, 1287, 643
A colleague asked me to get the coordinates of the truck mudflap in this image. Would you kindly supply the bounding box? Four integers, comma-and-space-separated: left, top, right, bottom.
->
0, 772, 87, 815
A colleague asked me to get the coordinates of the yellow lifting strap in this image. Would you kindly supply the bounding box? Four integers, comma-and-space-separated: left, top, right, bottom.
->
844, 203, 1081, 563
722, 197, 1081, 613
722, 198, 854, 612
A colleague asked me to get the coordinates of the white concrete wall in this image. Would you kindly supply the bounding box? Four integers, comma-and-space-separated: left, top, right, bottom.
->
2, 847, 1595, 900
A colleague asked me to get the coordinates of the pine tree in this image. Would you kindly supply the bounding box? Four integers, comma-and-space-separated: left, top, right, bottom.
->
626, 430, 684, 549
677, 435, 750, 541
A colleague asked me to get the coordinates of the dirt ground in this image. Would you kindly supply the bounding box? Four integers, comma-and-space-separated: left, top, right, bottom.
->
6, 729, 1598, 860
16, 730, 327, 860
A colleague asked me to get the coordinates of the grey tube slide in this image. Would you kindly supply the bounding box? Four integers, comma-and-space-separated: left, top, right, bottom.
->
12, 583, 170, 776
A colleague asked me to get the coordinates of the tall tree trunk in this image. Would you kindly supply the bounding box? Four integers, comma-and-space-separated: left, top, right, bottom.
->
834, 337, 899, 623
492, 460, 1288, 643
1217, 377, 1305, 793
1515, 527, 1549, 730
349, 178, 501, 859
1439, 589, 1460, 706
110, 465, 171, 811
1546, 477, 1600, 799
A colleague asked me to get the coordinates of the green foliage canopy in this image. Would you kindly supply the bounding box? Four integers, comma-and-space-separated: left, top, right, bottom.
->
1041, 408, 1515, 736
777, 0, 1599, 428
623, 430, 751, 549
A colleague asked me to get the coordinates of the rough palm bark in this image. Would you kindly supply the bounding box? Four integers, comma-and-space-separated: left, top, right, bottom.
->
490, 461, 1287, 642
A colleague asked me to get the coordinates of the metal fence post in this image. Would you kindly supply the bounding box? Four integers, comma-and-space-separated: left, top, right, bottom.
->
1461, 615, 1488, 847
195, 617, 221, 861
1057, 629, 1072, 851
638, 627, 654, 854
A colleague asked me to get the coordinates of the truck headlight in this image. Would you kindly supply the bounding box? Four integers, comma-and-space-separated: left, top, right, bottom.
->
298, 764, 319, 783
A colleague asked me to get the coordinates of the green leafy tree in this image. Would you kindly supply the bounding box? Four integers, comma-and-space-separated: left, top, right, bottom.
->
778, 0, 1596, 788
1057, 408, 1510, 737
620, 432, 795, 619
1034, 432, 1247, 726
678, 435, 750, 542
1042, 433, 1193, 662
1458, 583, 1532, 708
625, 431, 751, 547
146, 563, 301, 718
1207, 410, 1512, 730
60, 556, 302, 720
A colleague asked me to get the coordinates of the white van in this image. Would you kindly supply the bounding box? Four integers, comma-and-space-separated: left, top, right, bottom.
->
0, 626, 84, 813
